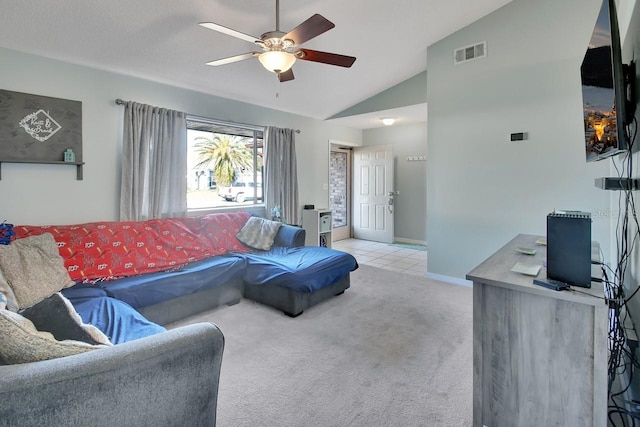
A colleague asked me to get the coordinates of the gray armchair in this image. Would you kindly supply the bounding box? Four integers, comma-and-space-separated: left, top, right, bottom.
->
0, 322, 224, 427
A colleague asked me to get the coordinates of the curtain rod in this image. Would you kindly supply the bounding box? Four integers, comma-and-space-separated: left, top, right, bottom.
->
114, 99, 300, 134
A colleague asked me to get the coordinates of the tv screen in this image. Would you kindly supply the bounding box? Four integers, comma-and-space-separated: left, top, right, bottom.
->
581, 0, 628, 162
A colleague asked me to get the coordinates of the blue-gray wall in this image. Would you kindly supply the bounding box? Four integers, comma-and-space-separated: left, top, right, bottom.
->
330, 71, 427, 119
0, 47, 361, 225
426, 0, 612, 279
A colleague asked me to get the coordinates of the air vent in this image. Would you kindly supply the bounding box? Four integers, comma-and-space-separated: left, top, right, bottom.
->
454, 41, 487, 64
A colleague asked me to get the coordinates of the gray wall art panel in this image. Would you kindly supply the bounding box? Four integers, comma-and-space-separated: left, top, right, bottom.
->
0, 89, 82, 162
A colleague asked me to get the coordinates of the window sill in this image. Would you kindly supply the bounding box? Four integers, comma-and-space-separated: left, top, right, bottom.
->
187, 204, 265, 217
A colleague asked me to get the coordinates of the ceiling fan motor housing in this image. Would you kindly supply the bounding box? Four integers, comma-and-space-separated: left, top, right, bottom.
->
257, 31, 294, 52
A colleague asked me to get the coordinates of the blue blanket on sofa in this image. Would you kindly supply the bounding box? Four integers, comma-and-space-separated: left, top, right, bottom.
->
99, 255, 246, 309
241, 246, 358, 293
62, 285, 165, 344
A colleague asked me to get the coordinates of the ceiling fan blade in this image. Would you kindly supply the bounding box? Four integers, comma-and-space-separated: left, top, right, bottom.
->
278, 69, 295, 82
297, 49, 356, 68
283, 14, 335, 45
199, 22, 259, 44
206, 52, 258, 66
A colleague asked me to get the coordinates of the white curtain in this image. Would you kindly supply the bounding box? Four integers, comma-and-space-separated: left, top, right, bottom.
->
264, 126, 299, 225
120, 102, 187, 221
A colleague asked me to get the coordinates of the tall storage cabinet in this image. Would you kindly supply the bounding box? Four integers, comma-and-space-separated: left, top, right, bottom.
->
302, 209, 332, 248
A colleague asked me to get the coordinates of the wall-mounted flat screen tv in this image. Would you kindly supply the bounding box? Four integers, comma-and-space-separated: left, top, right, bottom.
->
581, 0, 629, 162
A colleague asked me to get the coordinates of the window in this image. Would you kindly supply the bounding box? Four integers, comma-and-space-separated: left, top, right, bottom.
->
186, 117, 264, 211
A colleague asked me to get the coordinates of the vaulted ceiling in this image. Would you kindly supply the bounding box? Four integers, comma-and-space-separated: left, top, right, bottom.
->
0, 0, 512, 127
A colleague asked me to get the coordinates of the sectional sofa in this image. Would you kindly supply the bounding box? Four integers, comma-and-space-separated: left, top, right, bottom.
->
14, 211, 358, 321
0, 211, 358, 426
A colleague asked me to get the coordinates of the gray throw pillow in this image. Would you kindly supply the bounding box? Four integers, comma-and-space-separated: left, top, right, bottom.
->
236, 217, 282, 251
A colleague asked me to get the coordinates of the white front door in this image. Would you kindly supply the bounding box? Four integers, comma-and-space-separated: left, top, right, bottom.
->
352, 144, 394, 243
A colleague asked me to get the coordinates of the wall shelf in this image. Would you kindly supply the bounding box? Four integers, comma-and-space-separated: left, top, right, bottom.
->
0, 160, 85, 180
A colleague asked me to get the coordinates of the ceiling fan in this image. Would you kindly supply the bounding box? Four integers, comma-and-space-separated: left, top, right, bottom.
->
199, 0, 356, 82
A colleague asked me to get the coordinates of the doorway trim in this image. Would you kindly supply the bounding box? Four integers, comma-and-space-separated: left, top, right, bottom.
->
330, 146, 352, 241
328, 139, 358, 242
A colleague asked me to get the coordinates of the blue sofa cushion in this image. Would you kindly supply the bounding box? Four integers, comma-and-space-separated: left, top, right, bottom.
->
99, 255, 246, 309
272, 224, 305, 248
241, 246, 358, 293
66, 294, 165, 344
62, 283, 109, 300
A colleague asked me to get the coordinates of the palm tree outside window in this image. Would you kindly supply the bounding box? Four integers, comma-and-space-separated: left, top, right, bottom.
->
186, 117, 264, 211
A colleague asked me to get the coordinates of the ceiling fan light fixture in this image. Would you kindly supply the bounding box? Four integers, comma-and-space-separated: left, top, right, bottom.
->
258, 51, 296, 73
381, 117, 396, 126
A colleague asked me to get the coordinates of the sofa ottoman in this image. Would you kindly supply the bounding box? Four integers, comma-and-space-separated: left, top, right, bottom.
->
241, 246, 358, 317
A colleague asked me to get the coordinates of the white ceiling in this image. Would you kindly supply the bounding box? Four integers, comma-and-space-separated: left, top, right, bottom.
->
0, 0, 512, 128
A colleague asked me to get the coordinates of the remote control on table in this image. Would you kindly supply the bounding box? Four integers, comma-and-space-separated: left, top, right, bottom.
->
533, 278, 570, 291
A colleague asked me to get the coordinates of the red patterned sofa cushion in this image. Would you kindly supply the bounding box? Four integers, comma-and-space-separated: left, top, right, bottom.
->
15, 222, 159, 281
178, 212, 252, 255
14, 212, 253, 282
144, 219, 215, 266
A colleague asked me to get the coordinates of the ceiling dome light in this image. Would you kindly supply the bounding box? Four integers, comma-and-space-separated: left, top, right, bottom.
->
381, 118, 396, 126
258, 51, 296, 73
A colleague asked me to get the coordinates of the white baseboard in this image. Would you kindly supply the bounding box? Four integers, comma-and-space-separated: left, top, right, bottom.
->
394, 237, 427, 245
425, 272, 472, 287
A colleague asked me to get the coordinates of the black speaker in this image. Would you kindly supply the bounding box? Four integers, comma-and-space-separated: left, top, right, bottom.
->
546, 211, 592, 288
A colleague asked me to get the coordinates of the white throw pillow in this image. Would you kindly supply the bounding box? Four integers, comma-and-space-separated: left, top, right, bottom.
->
0, 268, 20, 312
236, 217, 282, 251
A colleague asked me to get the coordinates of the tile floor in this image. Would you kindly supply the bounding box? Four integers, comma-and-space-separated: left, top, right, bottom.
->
331, 238, 428, 277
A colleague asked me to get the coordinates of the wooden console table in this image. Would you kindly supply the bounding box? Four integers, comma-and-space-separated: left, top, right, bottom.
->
466, 234, 607, 427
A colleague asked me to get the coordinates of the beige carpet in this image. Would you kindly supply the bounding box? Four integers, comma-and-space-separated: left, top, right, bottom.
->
169, 265, 473, 427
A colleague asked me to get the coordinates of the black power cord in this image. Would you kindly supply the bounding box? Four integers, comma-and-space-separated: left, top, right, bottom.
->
608, 117, 639, 427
